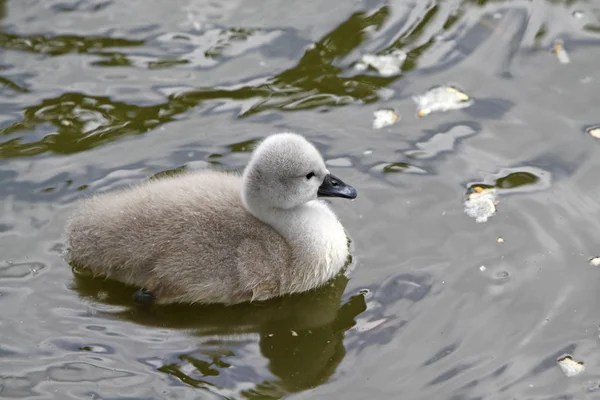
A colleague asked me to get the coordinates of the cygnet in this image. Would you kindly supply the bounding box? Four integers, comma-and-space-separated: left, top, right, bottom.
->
65, 132, 357, 305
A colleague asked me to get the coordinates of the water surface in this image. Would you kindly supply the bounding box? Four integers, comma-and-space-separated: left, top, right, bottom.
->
2, 0, 600, 398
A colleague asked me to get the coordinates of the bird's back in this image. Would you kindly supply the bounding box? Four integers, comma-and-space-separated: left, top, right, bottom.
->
66, 170, 291, 304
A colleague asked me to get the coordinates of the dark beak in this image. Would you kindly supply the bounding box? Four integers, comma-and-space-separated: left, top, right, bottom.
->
317, 173, 357, 199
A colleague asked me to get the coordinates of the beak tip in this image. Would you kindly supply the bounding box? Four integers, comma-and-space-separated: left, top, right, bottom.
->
317, 173, 357, 200
346, 187, 358, 199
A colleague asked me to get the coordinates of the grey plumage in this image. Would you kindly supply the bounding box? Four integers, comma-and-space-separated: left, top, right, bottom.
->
65, 132, 357, 305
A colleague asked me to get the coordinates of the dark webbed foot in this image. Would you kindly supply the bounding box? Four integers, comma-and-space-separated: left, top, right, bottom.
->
134, 288, 156, 305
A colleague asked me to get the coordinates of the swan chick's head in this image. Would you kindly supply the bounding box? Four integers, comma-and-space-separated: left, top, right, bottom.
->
242, 132, 357, 210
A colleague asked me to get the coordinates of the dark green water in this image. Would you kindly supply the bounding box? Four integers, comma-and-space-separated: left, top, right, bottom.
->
2, 0, 600, 398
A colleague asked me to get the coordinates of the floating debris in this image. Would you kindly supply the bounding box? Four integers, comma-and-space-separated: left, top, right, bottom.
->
590, 257, 600, 267
464, 186, 498, 223
479, 265, 486, 272
557, 355, 585, 377
355, 50, 407, 77
586, 126, 600, 139
290, 330, 298, 337
372, 108, 399, 129
553, 40, 570, 64
414, 85, 473, 117
498, 237, 504, 243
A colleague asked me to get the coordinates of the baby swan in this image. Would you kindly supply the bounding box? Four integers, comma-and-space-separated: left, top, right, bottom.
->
66, 132, 357, 305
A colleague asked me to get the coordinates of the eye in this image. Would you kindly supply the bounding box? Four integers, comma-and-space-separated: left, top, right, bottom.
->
305, 172, 315, 180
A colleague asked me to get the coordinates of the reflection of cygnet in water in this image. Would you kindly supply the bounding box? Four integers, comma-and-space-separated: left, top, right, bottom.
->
70, 271, 368, 397
65, 132, 357, 305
